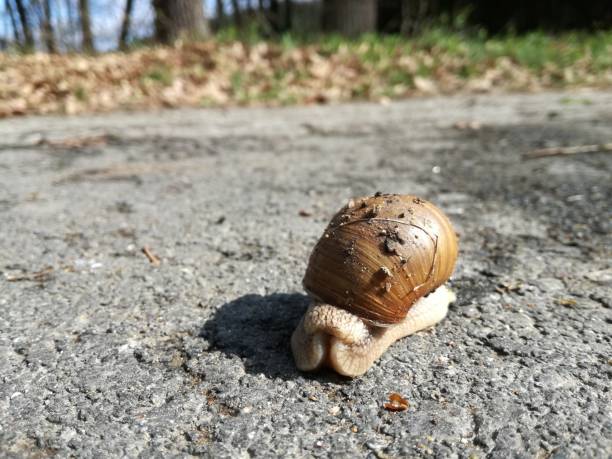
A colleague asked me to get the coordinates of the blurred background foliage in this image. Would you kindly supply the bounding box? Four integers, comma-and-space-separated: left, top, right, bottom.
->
2, 0, 611, 53
0, 1, 610, 117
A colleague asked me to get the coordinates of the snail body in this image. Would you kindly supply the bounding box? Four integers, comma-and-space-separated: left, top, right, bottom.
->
291, 194, 458, 377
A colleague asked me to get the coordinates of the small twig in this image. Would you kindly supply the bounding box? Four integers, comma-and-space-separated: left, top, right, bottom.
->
524, 143, 612, 159
54, 161, 190, 185
5, 267, 54, 282
141, 246, 161, 267
37, 134, 111, 150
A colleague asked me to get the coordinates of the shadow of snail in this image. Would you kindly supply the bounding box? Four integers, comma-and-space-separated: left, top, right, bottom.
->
201, 293, 307, 378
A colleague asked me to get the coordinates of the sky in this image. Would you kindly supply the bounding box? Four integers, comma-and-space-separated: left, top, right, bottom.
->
0, 0, 220, 50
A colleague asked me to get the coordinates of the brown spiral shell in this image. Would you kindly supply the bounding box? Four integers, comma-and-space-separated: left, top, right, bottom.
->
302, 194, 458, 325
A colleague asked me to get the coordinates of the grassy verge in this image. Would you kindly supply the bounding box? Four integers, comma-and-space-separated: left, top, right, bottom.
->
1, 28, 611, 117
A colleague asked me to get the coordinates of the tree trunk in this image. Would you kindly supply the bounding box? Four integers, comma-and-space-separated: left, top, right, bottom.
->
78, 0, 94, 52
216, 0, 226, 25
284, 0, 292, 31
229, 0, 242, 28
64, 0, 77, 50
153, 0, 211, 43
400, 0, 434, 36
41, 0, 57, 52
5, 0, 22, 45
14, 0, 34, 48
119, 0, 134, 50
268, 0, 279, 32
323, 0, 377, 37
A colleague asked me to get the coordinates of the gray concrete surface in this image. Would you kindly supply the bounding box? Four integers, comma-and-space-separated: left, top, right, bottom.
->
0, 91, 611, 458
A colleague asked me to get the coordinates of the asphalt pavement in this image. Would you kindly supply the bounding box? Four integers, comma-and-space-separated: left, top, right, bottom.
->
0, 91, 611, 458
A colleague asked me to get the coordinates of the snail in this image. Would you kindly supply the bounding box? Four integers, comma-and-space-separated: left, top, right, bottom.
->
291, 193, 458, 377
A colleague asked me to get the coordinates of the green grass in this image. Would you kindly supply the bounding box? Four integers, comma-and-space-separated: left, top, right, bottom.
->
208, 25, 612, 101
73, 86, 88, 101
143, 65, 174, 86
214, 24, 612, 76
412, 28, 612, 72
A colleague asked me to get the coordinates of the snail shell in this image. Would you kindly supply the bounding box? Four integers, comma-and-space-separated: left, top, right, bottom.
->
302, 193, 458, 325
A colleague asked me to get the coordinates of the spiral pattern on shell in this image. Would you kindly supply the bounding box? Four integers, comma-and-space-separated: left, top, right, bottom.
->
302, 194, 458, 325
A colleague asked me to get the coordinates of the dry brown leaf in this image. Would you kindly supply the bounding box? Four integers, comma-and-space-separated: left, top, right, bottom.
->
413, 76, 438, 94
384, 392, 409, 412
0, 39, 609, 118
